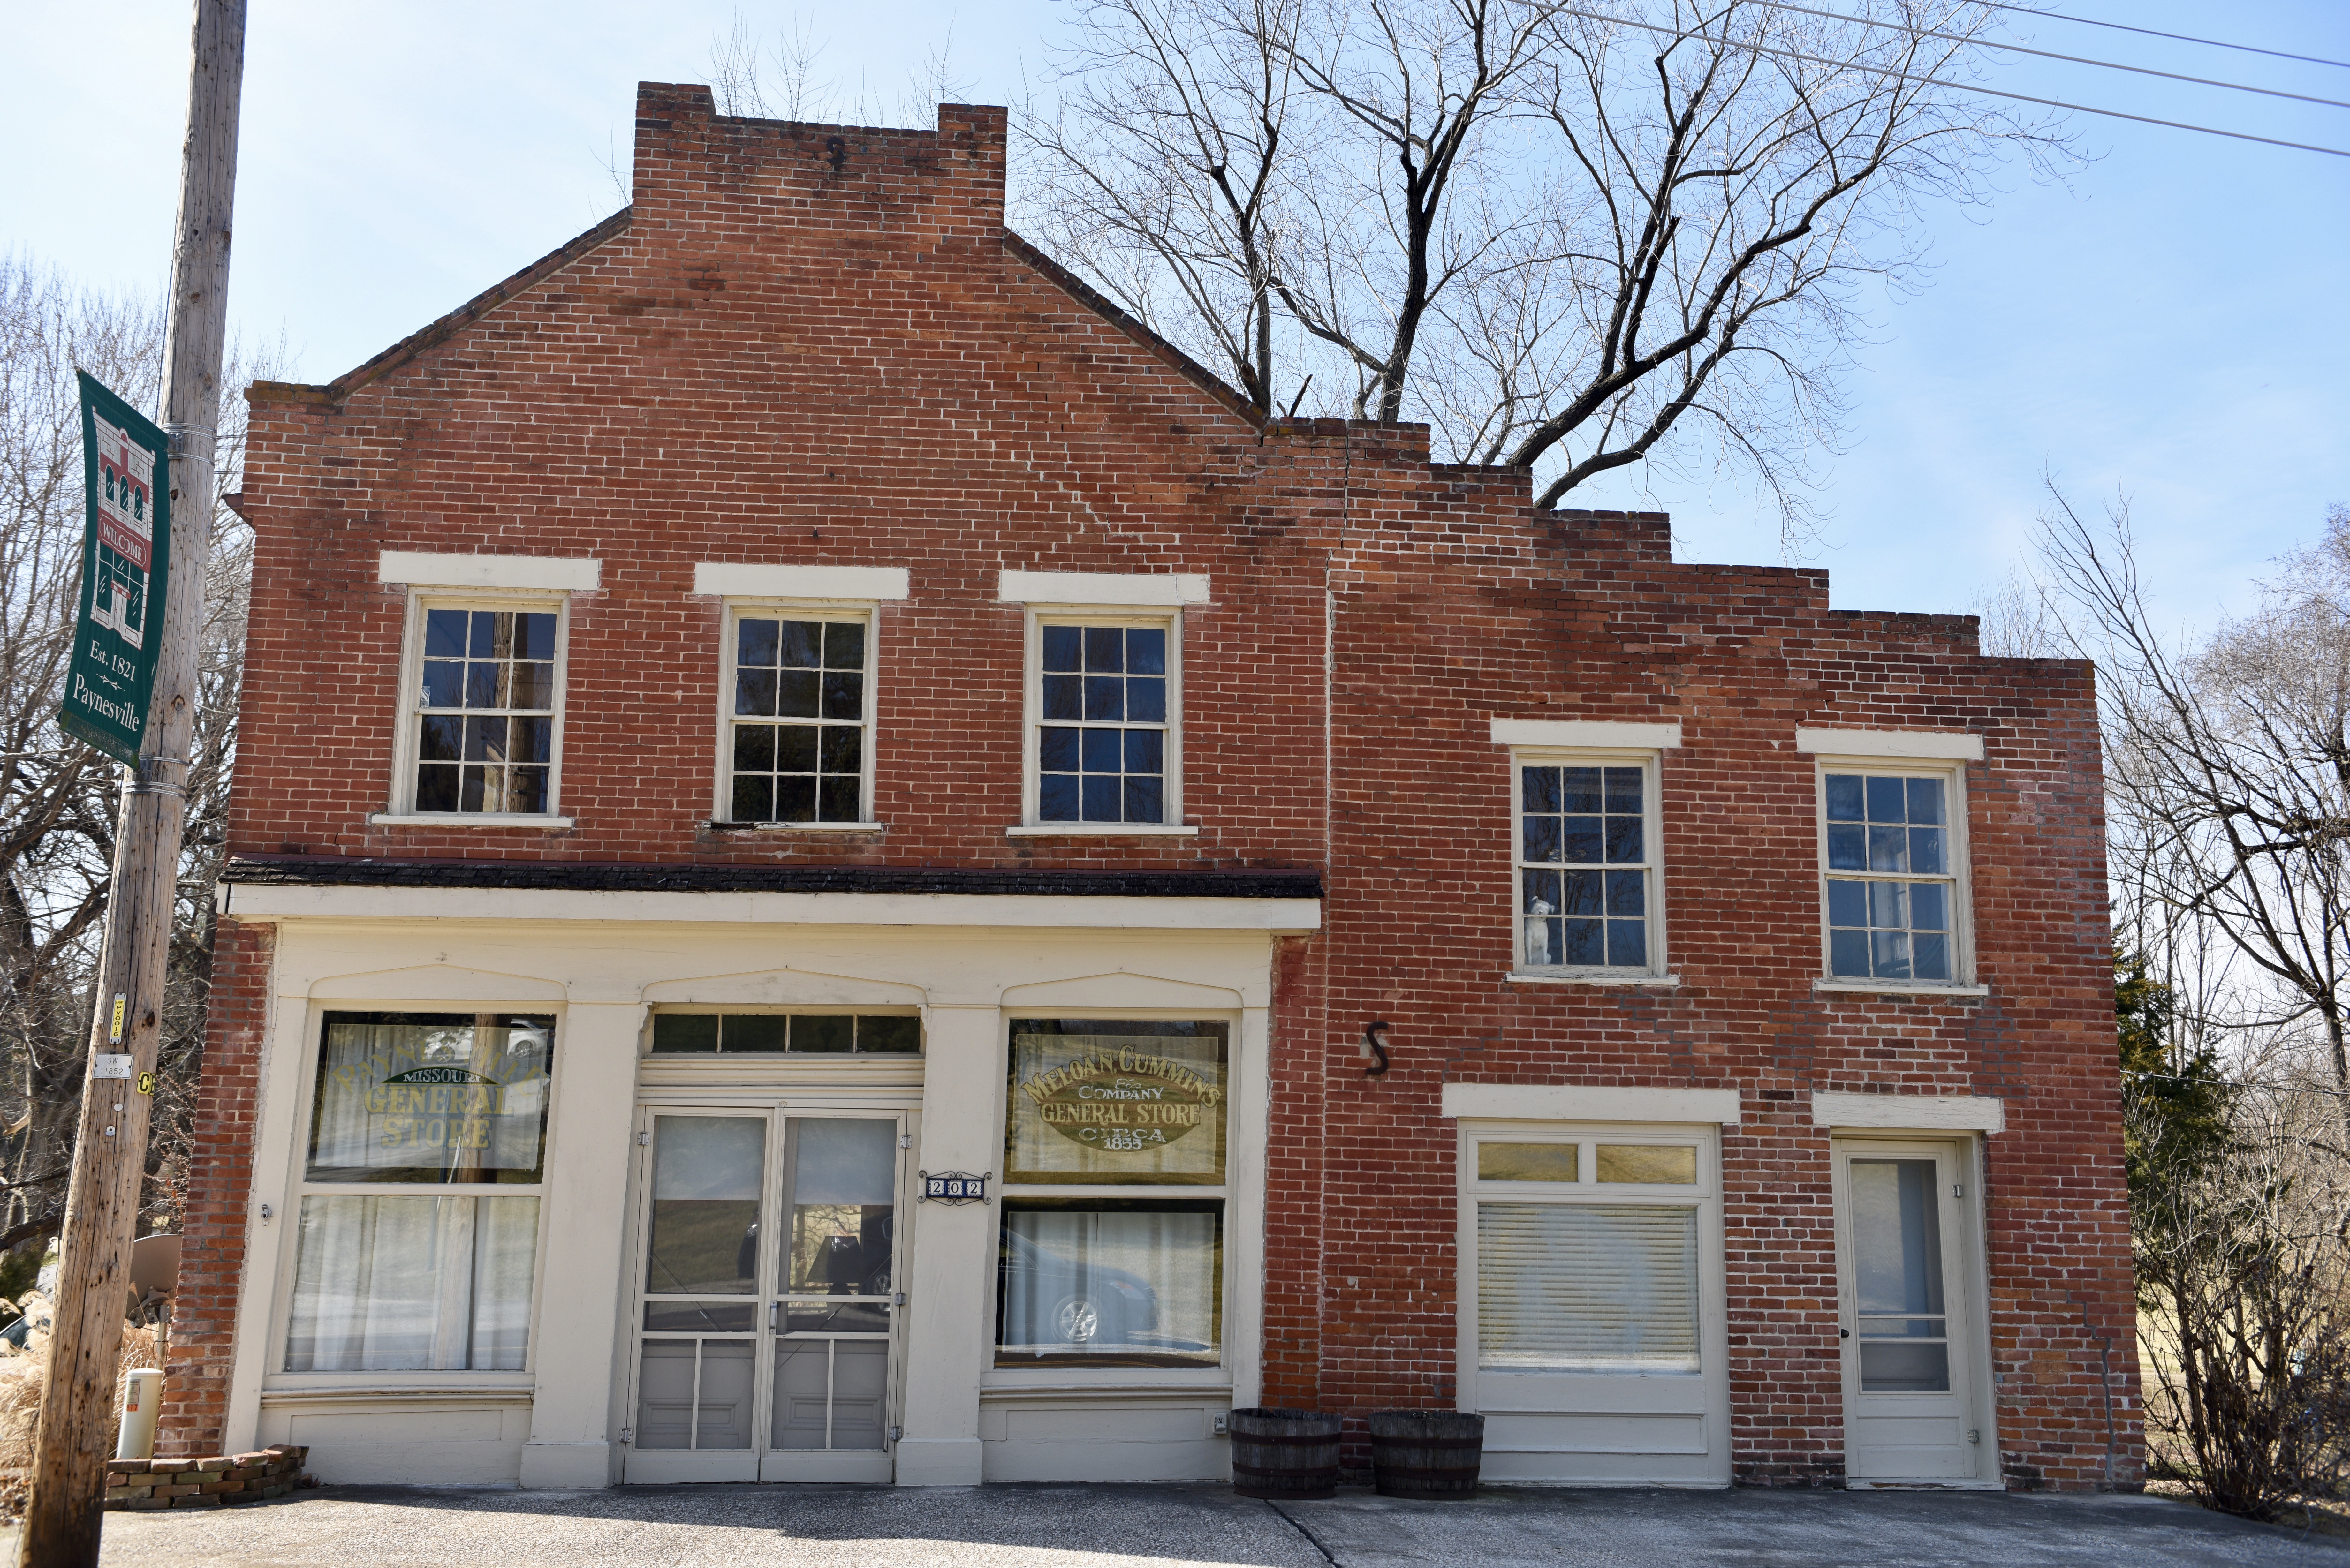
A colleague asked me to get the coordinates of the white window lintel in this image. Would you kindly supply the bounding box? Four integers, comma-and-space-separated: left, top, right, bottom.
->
378, 551, 600, 593
999, 569, 1209, 607
1796, 727, 1984, 761
1812, 1090, 2005, 1134
1444, 1083, 1740, 1126
1491, 718, 1682, 750
694, 563, 910, 600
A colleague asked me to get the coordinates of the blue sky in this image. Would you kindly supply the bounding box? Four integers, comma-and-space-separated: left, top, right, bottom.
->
4, 1, 2344, 632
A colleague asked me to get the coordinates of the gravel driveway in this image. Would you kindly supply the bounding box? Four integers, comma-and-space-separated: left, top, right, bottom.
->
27, 1481, 2345, 1568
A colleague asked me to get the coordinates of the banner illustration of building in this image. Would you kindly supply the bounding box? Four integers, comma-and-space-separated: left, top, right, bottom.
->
90, 411, 156, 649
59, 373, 171, 766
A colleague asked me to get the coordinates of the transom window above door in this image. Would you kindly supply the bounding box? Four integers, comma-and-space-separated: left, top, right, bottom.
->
649, 1011, 921, 1057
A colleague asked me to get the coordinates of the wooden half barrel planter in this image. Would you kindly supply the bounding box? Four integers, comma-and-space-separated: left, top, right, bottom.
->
1229, 1407, 1343, 1500
1368, 1410, 1485, 1500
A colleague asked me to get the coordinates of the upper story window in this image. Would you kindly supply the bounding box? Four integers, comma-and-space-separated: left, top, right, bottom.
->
1034, 620, 1175, 826
999, 571, 1206, 837
1818, 766, 1967, 984
376, 552, 597, 825
1514, 753, 1664, 976
408, 601, 566, 816
1490, 721, 1680, 982
722, 609, 872, 825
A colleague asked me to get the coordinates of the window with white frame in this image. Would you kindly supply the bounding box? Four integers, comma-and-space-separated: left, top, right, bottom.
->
1031, 619, 1175, 826
1466, 1128, 1710, 1374
1818, 765, 1967, 983
284, 1011, 552, 1373
720, 607, 873, 825
1514, 754, 1661, 973
406, 602, 565, 814
996, 1019, 1226, 1368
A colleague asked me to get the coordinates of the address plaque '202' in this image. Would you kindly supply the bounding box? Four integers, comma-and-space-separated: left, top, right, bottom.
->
918, 1170, 989, 1205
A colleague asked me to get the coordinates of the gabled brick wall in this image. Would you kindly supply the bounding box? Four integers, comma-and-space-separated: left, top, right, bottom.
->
170, 80, 2139, 1488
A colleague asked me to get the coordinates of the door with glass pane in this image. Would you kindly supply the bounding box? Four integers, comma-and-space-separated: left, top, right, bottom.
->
1834, 1140, 1986, 1483
624, 1108, 905, 1483
1459, 1126, 1728, 1485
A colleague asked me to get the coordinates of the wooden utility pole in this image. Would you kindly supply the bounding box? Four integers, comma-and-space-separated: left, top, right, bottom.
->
19, 3, 245, 1562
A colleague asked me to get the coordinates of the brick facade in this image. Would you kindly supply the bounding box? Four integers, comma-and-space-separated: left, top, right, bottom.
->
167, 81, 2139, 1489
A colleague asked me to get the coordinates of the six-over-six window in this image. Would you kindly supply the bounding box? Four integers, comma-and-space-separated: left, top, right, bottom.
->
1516, 756, 1659, 974
724, 609, 872, 825
1818, 766, 1965, 984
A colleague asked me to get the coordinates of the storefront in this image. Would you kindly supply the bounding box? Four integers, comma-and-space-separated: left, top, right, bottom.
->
212, 877, 1315, 1487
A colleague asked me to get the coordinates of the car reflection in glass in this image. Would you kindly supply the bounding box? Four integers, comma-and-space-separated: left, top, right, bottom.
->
738, 1213, 897, 1335
998, 1228, 1162, 1349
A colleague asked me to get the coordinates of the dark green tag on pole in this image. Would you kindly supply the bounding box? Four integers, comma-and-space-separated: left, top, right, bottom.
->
59, 372, 172, 765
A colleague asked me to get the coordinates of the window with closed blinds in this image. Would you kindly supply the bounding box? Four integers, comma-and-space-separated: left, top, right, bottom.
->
1476, 1203, 1699, 1373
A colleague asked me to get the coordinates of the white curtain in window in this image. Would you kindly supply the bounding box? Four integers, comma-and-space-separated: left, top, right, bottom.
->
285, 1195, 539, 1371
1478, 1203, 1698, 1373
998, 1208, 1217, 1360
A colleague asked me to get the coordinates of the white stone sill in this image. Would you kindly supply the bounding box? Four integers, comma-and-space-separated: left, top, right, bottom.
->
703, 820, 886, 833
366, 813, 574, 830
1003, 824, 1201, 838
1506, 972, 1682, 988
1813, 980, 1990, 999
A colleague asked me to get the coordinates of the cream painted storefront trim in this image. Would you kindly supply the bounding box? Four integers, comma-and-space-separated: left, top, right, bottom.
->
224, 909, 1283, 1489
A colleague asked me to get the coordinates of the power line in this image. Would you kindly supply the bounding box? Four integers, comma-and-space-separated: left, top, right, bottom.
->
1980, 3, 2350, 74
1744, 1, 2350, 111
1555, 6, 2350, 158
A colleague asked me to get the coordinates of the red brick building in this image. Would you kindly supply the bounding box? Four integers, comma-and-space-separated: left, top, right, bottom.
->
162, 83, 2138, 1493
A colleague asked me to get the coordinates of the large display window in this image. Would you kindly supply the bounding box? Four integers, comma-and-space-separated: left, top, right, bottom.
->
996, 1020, 1226, 1368
285, 1012, 552, 1373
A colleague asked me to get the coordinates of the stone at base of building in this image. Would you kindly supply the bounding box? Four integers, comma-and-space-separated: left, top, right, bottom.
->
103, 1444, 316, 1510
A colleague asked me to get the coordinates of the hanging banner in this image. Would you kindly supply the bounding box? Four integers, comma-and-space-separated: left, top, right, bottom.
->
58, 372, 172, 765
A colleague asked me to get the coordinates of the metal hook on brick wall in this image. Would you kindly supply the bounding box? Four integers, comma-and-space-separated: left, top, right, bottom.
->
1361, 1020, 1391, 1078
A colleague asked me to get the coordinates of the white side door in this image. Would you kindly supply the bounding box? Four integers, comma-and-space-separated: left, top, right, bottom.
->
1834, 1138, 1992, 1485
1459, 1122, 1729, 1485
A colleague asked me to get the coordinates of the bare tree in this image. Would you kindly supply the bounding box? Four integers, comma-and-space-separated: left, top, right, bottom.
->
2043, 493, 2350, 1157
2132, 1062, 2350, 1519
1974, 566, 2057, 658
1021, 0, 2065, 548
711, 9, 978, 129
0, 257, 265, 1265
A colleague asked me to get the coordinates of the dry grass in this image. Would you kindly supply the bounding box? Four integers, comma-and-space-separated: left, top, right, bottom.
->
0, 1312, 163, 1515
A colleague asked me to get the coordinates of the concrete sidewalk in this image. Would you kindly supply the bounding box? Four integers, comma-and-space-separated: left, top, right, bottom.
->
36, 1481, 2347, 1568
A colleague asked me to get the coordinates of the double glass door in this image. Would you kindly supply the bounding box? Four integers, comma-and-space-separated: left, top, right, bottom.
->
625, 1108, 905, 1482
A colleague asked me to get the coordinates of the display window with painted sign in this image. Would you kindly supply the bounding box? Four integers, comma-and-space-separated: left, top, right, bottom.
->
282, 1013, 553, 1375
996, 1021, 1227, 1369
1003, 1019, 1225, 1185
